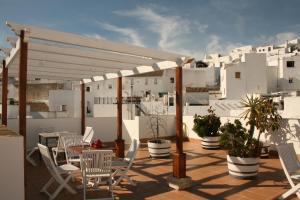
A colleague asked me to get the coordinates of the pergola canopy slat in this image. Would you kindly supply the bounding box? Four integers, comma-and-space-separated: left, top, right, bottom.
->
6, 21, 184, 61
28, 43, 160, 66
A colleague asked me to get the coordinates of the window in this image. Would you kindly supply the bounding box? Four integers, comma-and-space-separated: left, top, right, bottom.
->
108, 84, 112, 89
154, 78, 158, 85
145, 78, 148, 85
287, 61, 295, 68
268, 47, 271, 51
170, 77, 175, 83
86, 87, 90, 92
97, 84, 100, 90
94, 97, 100, 104
289, 78, 293, 83
130, 79, 134, 85
235, 72, 241, 79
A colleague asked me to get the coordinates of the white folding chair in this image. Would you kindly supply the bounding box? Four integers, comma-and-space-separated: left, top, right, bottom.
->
81, 150, 114, 200
82, 126, 94, 145
26, 146, 39, 166
52, 132, 70, 166
277, 143, 300, 199
62, 135, 83, 165
111, 139, 140, 187
38, 144, 79, 200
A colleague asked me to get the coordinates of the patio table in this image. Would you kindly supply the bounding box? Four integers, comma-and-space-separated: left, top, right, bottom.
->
69, 143, 116, 154
38, 131, 74, 148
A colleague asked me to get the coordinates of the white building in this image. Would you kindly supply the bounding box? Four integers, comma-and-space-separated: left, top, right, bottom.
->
220, 53, 268, 99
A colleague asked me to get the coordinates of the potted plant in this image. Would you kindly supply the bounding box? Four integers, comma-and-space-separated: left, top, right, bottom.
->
193, 107, 221, 149
220, 95, 282, 178
147, 112, 171, 158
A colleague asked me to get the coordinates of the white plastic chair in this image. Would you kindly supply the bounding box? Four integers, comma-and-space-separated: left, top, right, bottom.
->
82, 126, 94, 145
277, 143, 300, 199
38, 144, 79, 200
62, 135, 83, 165
81, 150, 114, 200
111, 139, 140, 186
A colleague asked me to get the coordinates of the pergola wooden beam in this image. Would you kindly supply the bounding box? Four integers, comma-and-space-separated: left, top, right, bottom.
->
173, 66, 186, 178
2, 60, 8, 125
81, 83, 85, 135
19, 30, 28, 199
115, 77, 124, 158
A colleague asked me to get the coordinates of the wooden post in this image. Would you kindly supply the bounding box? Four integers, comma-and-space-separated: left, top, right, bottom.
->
173, 66, 186, 178
81, 83, 85, 135
115, 77, 124, 158
2, 60, 8, 125
19, 30, 28, 200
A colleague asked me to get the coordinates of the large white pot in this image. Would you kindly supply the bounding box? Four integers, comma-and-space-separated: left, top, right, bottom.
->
201, 136, 220, 149
147, 139, 171, 158
227, 155, 260, 178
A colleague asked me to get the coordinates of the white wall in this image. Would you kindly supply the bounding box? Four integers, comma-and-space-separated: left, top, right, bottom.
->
0, 135, 24, 200
221, 53, 268, 99
267, 66, 279, 93
0, 105, 30, 118
279, 55, 300, 91
138, 115, 176, 140
8, 118, 81, 149
184, 115, 300, 153
282, 97, 300, 118
93, 104, 133, 119
49, 90, 80, 118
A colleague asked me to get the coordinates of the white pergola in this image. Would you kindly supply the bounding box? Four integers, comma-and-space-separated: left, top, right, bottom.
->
0, 21, 193, 194
3, 21, 193, 82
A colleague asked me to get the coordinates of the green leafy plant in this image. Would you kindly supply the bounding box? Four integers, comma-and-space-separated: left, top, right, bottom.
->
220, 95, 282, 157
220, 119, 260, 157
193, 107, 221, 137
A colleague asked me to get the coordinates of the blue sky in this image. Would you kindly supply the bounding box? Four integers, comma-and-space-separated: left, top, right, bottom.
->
0, 0, 300, 59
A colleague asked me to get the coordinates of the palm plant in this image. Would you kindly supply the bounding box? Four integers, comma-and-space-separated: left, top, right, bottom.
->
220, 95, 282, 157
241, 95, 282, 141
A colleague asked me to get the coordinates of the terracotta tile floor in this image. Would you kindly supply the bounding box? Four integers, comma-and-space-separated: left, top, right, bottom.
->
27, 140, 298, 200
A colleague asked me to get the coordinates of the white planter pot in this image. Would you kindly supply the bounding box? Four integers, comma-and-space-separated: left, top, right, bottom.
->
201, 136, 220, 149
227, 155, 260, 178
147, 139, 171, 158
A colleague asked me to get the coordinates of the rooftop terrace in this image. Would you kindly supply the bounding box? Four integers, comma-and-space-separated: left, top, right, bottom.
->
27, 140, 297, 200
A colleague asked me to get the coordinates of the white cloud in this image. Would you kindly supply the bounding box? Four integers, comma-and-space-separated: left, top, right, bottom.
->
114, 6, 193, 51
83, 33, 106, 40
197, 24, 208, 33
95, 21, 144, 47
266, 32, 298, 45
206, 35, 242, 55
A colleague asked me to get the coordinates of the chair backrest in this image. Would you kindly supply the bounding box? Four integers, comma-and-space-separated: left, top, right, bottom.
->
277, 143, 300, 175
82, 127, 94, 144
62, 135, 83, 164
125, 139, 140, 167
54, 132, 73, 149
81, 150, 113, 177
38, 144, 61, 178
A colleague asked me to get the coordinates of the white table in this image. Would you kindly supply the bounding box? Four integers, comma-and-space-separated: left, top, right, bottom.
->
38, 131, 74, 148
